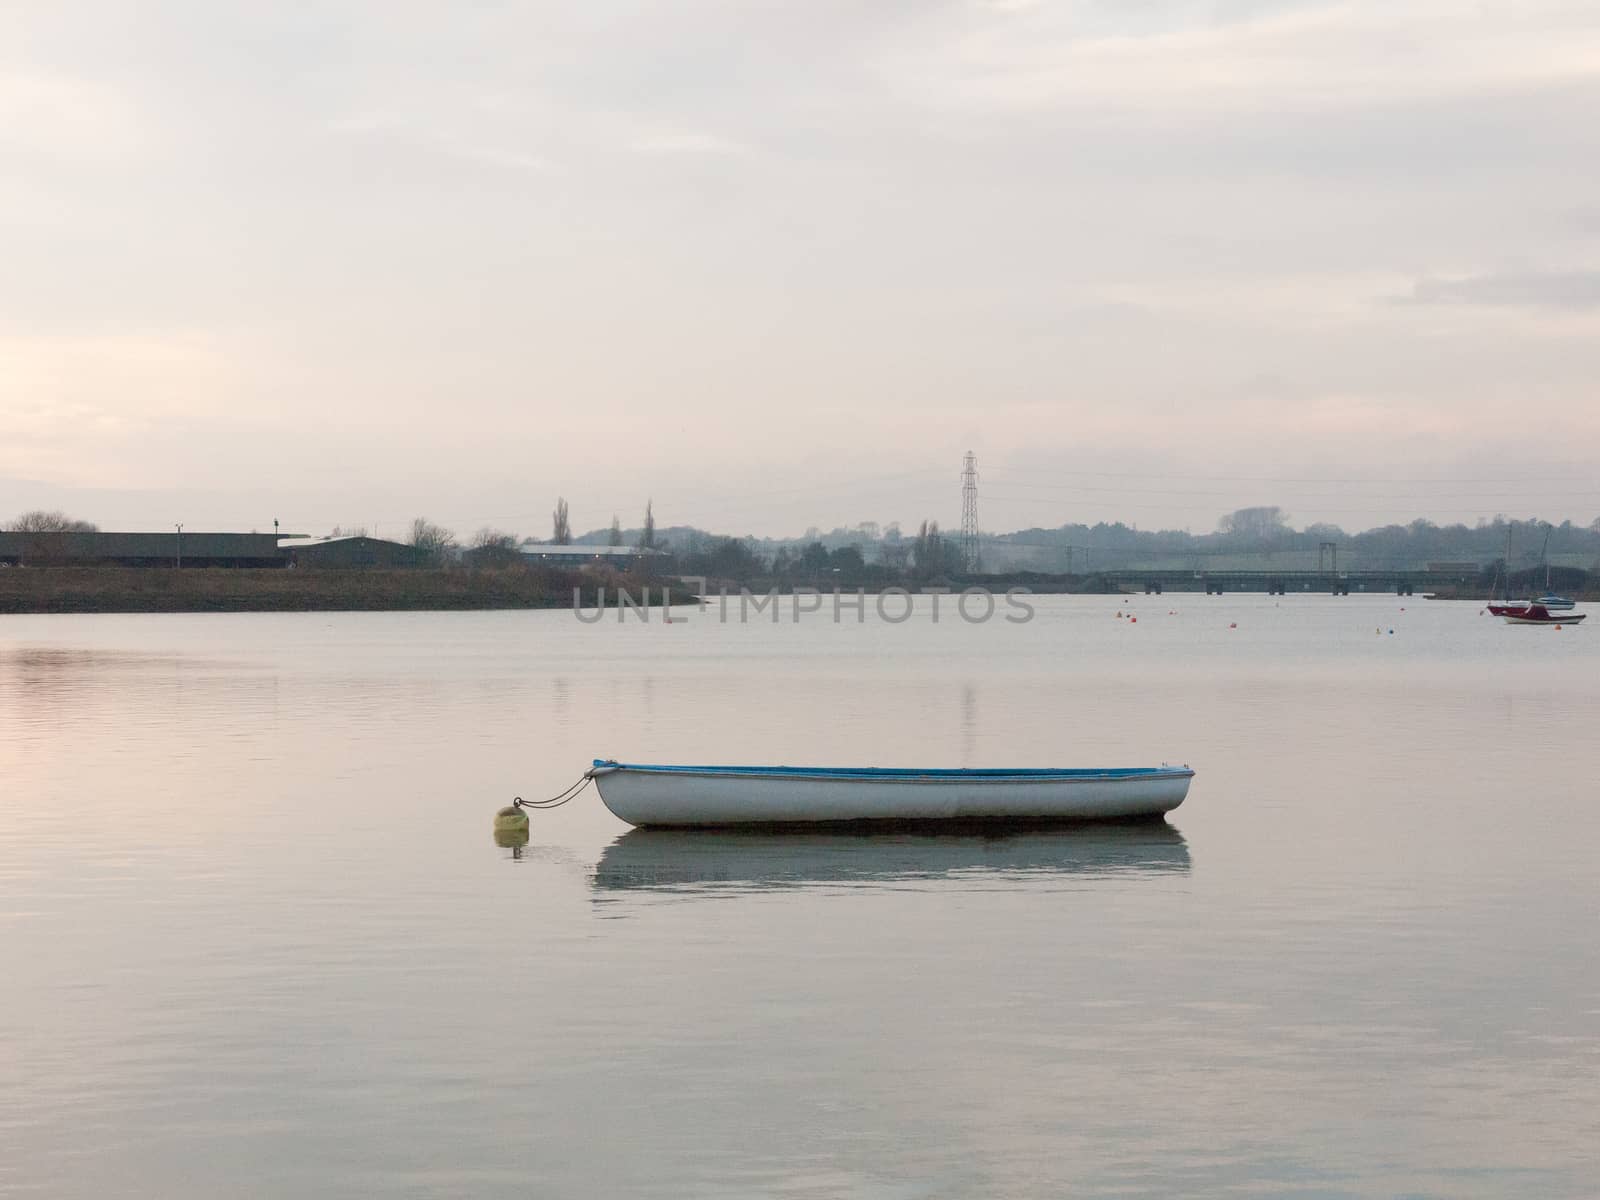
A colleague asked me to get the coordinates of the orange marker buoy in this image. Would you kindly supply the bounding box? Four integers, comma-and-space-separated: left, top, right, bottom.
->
1555, 624, 1563, 631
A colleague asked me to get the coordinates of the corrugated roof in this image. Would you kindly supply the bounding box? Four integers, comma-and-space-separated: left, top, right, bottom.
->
518, 543, 665, 556
0, 531, 280, 557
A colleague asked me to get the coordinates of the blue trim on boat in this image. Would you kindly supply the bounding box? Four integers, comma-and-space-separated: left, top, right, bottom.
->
595, 760, 1191, 780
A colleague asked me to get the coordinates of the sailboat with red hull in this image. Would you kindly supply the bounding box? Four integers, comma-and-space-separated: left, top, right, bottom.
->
1488, 525, 1586, 623
1503, 604, 1584, 626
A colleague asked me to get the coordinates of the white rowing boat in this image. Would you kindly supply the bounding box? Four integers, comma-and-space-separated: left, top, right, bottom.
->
589, 760, 1194, 828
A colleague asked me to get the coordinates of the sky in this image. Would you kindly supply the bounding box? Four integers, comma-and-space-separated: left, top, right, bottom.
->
3, 0, 1600, 540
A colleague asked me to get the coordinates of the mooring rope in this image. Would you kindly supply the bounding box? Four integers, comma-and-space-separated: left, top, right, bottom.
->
512, 768, 596, 811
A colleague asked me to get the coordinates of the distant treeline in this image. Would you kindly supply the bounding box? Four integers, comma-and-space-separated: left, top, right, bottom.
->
991, 508, 1600, 570
580, 508, 1600, 581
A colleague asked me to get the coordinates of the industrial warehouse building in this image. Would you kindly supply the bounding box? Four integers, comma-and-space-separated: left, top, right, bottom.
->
277, 535, 432, 568
0, 531, 428, 569
0, 529, 660, 571
518, 542, 667, 570
0, 531, 283, 568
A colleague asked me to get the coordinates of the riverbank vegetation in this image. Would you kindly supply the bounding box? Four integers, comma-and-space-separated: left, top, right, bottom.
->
0, 565, 689, 614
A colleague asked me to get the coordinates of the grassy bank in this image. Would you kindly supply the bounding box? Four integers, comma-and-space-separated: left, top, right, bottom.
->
0, 566, 688, 614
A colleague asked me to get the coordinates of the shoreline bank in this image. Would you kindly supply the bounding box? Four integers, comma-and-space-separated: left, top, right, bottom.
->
0, 566, 692, 614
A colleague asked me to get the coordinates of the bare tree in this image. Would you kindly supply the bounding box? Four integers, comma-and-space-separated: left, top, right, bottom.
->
7, 510, 97, 565
552, 498, 571, 545
912, 519, 948, 577
8, 510, 97, 533
469, 527, 521, 567
638, 500, 656, 550
1217, 506, 1290, 541
408, 517, 457, 564
878, 540, 910, 572
608, 515, 623, 546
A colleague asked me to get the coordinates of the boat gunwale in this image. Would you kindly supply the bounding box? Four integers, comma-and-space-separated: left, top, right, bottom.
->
594, 760, 1194, 783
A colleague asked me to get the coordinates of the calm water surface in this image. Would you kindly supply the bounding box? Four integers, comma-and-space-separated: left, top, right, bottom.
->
3, 597, 1598, 1198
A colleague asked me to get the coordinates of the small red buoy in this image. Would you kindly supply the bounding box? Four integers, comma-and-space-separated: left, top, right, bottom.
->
1229, 622, 1237, 629
1130, 616, 1137, 623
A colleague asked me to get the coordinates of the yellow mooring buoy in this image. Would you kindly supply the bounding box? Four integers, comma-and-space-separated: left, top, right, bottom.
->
492, 772, 595, 850
492, 800, 531, 844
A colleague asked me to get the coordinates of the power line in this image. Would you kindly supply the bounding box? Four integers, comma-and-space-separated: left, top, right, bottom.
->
986, 482, 1600, 500
986, 470, 1599, 486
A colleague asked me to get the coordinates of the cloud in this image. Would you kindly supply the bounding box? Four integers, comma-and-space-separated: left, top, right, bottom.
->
326, 109, 557, 173
1405, 271, 1600, 311
0, 332, 241, 484
632, 132, 746, 156
0, 71, 144, 161
5, 2, 1600, 533
448, 143, 558, 173
874, 0, 1600, 117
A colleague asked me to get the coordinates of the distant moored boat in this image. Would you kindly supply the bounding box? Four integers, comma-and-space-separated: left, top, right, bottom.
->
1502, 604, 1585, 625
1493, 525, 1579, 614
589, 761, 1194, 828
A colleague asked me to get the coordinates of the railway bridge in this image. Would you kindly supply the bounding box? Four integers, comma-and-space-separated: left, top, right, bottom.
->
1102, 568, 1471, 596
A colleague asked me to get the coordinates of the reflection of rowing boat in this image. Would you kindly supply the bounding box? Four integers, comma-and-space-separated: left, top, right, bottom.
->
591, 823, 1191, 892
590, 761, 1194, 827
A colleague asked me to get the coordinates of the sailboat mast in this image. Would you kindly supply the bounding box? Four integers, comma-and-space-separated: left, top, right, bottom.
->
1503, 525, 1512, 602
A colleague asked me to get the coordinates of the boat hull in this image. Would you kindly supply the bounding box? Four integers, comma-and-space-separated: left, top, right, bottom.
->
591, 762, 1194, 828
1503, 611, 1585, 625
1490, 598, 1576, 616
